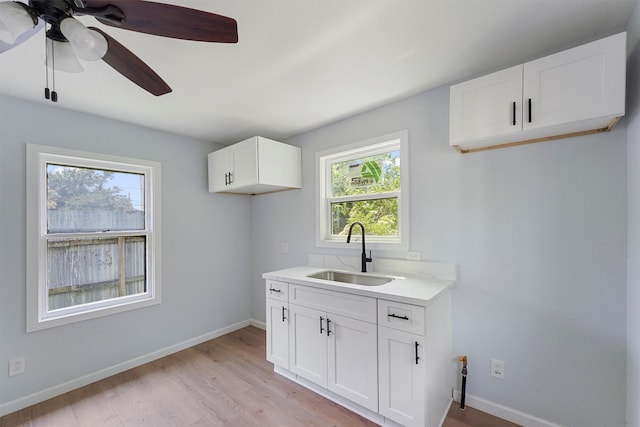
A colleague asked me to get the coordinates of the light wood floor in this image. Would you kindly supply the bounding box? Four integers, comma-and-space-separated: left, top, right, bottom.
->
1, 326, 519, 427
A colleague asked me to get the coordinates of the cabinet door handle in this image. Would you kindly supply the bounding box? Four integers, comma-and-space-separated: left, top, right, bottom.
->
228, 172, 233, 184
326, 318, 332, 336
225, 172, 230, 185
415, 341, 420, 365
528, 98, 532, 123
269, 288, 281, 293
388, 313, 409, 321
512, 101, 516, 126
320, 316, 325, 334
282, 306, 287, 322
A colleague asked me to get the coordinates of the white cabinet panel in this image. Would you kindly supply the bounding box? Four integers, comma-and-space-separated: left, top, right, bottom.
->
449, 65, 523, 145
327, 314, 378, 412
523, 32, 626, 130
265, 280, 288, 302
289, 304, 327, 387
289, 284, 376, 323
266, 299, 289, 369
378, 299, 425, 335
229, 137, 258, 189
378, 327, 426, 427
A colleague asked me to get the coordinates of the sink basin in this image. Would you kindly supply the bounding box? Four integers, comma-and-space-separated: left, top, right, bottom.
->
307, 270, 393, 286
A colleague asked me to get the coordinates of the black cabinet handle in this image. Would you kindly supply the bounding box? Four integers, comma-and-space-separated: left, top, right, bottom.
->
528, 98, 532, 123
388, 313, 409, 320
269, 288, 281, 293
282, 306, 287, 322
415, 341, 420, 365
512, 101, 516, 126
326, 318, 332, 336
228, 172, 233, 185
320, 316, 324, 334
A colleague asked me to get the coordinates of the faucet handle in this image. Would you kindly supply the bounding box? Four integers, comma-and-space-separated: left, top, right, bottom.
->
366, 250, 373, 262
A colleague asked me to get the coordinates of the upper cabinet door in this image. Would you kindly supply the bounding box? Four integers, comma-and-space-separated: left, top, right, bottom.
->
523, 32, 626, 131
207, 145, 232, 193
449, 65, 523, 145
229, 137, 259, 189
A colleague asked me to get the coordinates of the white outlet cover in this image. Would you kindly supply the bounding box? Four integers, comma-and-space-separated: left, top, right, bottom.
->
491, 358, 505, 380
9, 357, 25, 376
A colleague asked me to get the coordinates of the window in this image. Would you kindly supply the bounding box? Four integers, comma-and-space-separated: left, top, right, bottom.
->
316, 131, 408, 250
26, 145, 161, 331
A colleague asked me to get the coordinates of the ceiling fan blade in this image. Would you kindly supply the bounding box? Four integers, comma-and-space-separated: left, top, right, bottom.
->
0, 20, 44, 54
89, 27, 172, 96
85, 0, 238, 43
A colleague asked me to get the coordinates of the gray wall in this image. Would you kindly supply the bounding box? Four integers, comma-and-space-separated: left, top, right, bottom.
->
627, 2, 640, 426
251, 63, 628, 427
0, 96, 252, 408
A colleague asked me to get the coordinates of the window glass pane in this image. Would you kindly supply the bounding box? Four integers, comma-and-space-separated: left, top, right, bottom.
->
331, 197, 398, 237
47, 164, 145, 233
330, 150, 400, 197
47, 236, 147, 311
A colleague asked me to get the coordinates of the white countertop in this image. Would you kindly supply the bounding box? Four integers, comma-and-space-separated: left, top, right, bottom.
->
262, 265, 454, 306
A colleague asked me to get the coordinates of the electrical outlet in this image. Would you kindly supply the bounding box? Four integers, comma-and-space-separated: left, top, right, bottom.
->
406, 251, 421, 261
281, 242, 289, 254
491, 358, 504, 380
9, 357, 25, 377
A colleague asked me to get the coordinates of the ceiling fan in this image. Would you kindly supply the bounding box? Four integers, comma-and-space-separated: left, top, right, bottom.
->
0, 0, 238, 101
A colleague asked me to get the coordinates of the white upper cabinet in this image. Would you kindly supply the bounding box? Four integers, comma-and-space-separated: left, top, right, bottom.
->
208, 136, 302, 194
450, 32, 626, 152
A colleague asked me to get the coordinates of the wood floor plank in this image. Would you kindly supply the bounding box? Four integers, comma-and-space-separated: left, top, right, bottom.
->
1, 326, 516, 427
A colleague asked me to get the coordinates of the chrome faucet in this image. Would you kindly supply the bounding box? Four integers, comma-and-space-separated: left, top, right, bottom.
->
346, 221, 372, 273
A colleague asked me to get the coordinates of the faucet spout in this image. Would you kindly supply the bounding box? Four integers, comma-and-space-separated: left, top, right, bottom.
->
346, 221, 373, 273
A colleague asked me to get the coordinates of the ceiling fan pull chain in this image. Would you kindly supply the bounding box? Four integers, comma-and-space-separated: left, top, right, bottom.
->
51, 40, 58, 103
44, 29, 50, 100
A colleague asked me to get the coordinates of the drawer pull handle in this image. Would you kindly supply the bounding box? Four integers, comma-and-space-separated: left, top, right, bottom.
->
269, 288, 281, 293
326, 318, 332, 336
320, 316, 325, 334
415, 341, 420, 365
282, 306, 287, 322
512, 101, 516, 126
528, 98, 532, 123
388, 313, 409, 320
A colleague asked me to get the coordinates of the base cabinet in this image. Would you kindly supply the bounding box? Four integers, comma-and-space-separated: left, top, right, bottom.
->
265, 280, 452, 426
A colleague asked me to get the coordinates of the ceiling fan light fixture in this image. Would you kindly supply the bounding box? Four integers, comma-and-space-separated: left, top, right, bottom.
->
60, 17, 107, 61
0, 1, 37, 44
46, 38, 83, 73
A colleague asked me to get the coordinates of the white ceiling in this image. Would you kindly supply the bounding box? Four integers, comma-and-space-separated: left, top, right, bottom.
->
0, 0, 636, 145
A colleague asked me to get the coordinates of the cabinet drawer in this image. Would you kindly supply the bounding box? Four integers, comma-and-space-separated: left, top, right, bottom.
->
378, 299, 425, 335
266, 280, 288, 301
290, 284, 376, 323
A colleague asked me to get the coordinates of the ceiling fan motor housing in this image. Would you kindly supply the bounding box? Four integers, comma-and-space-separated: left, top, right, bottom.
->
29, 0, 74, 27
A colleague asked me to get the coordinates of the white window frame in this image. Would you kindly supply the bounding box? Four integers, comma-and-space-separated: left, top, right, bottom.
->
26, 144, 162, 332
316, 130, 409, 251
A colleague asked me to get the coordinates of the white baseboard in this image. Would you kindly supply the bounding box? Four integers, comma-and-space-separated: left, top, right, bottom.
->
0, 319, 253, 417
250, 318, 266, 330
452, 389, 563, 427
